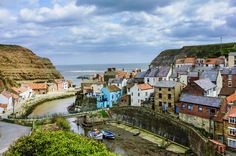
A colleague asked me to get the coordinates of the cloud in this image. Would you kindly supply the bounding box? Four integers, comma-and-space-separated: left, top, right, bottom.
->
76, 0, 175, 13
19, 2, 95, 26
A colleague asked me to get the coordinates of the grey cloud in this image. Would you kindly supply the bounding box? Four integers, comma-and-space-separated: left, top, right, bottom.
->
76, 0, 175, 13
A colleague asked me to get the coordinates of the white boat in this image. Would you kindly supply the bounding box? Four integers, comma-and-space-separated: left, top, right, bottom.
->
88, 129, 103, 140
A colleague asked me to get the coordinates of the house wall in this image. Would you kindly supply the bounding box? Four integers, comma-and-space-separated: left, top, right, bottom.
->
179, 74, 188, 85
228, 55, 236, 67
130, 84, 154, 107
216, 72, 223, 96
224, 119, 236, 150
222, 74, 236, 88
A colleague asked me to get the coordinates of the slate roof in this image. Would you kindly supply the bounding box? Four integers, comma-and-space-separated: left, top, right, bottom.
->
180, 94, 222, 108
188, 72, 198, 77
229, 52, 236, 56
219, 87, 236, 96
193, 66, 215, 72
157, 66, 170, 77
200, 70, 218, 82
221, 67, 236, 75
145, 68, 159, 77
107, 85, 121, 92
194, 78, 216, 91
108, 78, 123, 84
154, 80, 178, 88
135, 71, 147, 79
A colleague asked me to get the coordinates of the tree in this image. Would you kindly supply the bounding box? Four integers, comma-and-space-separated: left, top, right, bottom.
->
5, 130, 114, 156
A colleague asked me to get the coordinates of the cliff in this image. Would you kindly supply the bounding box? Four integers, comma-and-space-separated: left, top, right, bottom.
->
150, 42, 236, 67
0, 44, 63, 89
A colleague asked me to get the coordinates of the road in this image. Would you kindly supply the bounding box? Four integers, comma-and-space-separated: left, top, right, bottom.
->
0, 121, 31, 155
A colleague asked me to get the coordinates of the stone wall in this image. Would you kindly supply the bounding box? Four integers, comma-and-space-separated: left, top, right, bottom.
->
111, 106, 217, 156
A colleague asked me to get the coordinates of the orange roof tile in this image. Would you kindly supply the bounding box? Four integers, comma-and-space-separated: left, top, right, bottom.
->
184, 57, 196, 64
137, 84, 153, 90
204, 58, 225, 65
26, 83, 48, 90
176, 59, 184, 64
116, 70, 129, 78
107, 85, 121, 92
225, 106, 236, 119
1, 91, 12, 98
0, 103, 7, 109
209, 139, 225, 147
227, 92, 236, 103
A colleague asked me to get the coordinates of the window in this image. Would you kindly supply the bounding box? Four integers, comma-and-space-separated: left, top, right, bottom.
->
145, 92, 148, 96
187, 104, 193, 111
159, 93, 162, 98
229, 75, 232, 80
147, 78, 149, 83
138, 93, 140, 96
159, 88, 161, 91
159, 101, 162, 106
198, 106, 203, 112
168, 94, 171, 100
168, 103, 171, 107
228, 139, 236, 148
229, 128, 236, 136
228, 81, 232, 87
145, 98, 148, 101
229, 117, 236, 124
131, 92, 133, 96
181, 103, 185, 109
138, 99, 140, 103
168, 88, 171, 91
210, 109, 216, 115
128, 88, 130, 92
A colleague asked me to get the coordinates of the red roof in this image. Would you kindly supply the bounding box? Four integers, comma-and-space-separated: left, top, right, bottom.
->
12, 86, 28, 94
26, 83, 48, 90
204, 58, 225, 65
1, 91, 12, 98
225, 106, 236, 119
0, 103, 7, 109
227, 92, 236, 103
137, 84, 153, 90
209, 139, 225, 147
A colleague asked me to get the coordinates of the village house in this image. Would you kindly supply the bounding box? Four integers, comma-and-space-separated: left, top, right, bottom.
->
47, 83, 58, 93
177, 94, 223, 133
170, 66, 191, 85
200, 70, 223, 95
228, 52, 236, 67
104, 68, 130, 83
144, 66, 172, 86
175, 57, 196, 68
154, 80, 184, 113
182, 78, 217, 97
223, 106, 236, 150
108, 78, 127, 89
11, 86, 33, 102
54, 79, 69, 91
25, 83, 48, 94
0, 91, 18, 113
129, 83, 154, 107
204, 57, 226, 68
96, 85, 122, 109
221, 67, 236, 88
187, 71, 199, 83
226, 92, 236, 110
133, 71, 147, 84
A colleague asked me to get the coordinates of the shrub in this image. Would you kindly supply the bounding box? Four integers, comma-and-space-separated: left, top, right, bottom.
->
51, 116, 70, 131
5, 130, 115, 156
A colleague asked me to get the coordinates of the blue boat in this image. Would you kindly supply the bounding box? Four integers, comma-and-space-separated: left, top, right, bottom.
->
88, 129, 103, 140
101, 130, 115, 139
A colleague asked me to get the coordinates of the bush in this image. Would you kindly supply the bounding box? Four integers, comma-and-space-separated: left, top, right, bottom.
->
5, 130, 115, 156
51, 116, 70, 131
98, 110, 109, 118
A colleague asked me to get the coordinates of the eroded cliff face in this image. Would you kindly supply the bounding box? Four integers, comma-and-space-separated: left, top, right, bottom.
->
0, 44, 63, 88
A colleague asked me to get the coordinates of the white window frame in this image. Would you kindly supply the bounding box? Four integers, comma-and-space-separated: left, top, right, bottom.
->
229, 127, 236, 136
229, 117, 236, 124
228, 138, 236, 148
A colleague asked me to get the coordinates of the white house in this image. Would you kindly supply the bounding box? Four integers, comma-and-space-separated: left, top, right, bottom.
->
0, 91, 14, 113
12, 86, 33, 102
91, 83, 104, 96
144, 66, 172, 86
108, 78, 127, 89
129, 83, 154, 106
194, 78, 217, 97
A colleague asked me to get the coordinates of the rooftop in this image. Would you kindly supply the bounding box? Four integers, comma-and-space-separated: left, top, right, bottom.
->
154, 80, 178, 88
107, 85, 121, 92
137, 84, 153, 90
1, 91, 12, 98
135, 71, 147, 79
194, 78, 216, 91
26, 83, 48, 90
200, 70, 218, 82
227, 92, 236, 103
219, 87, 236, 96
180, 93, 222, 108
224, 106, 236, 119
221, 67, 236, 75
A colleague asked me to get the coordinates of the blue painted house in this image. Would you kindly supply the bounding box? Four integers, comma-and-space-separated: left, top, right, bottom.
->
96, 85, 122, 109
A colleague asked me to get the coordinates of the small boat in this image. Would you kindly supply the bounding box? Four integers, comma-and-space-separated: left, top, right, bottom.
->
88, 129, 103, 140
133, 131, 140, 136
101, 130, 115, 139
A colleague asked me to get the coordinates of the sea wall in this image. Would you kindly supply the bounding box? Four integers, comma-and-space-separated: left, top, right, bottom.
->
111, 106, 217, 156
14, 91, 76, 118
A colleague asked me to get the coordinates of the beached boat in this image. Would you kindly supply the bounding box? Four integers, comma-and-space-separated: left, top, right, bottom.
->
101, 130, 115, 139
88, 129, 103, 140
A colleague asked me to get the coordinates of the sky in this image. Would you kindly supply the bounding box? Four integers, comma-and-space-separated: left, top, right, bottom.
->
0, 0, 236, 65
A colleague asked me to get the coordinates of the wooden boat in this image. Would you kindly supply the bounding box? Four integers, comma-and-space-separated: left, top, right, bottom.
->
101, 130, 115, 139
88, 129, 103, 140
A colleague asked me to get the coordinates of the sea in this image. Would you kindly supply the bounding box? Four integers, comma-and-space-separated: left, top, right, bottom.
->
56, 63, 149, 86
